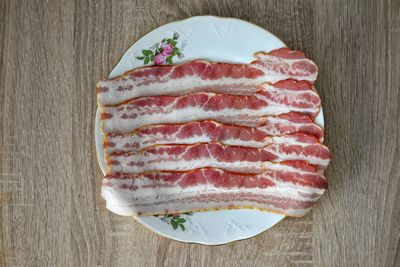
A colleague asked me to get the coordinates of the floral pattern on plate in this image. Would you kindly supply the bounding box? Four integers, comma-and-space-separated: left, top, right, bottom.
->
154, 212, 194, 231
136, 32, 184, 65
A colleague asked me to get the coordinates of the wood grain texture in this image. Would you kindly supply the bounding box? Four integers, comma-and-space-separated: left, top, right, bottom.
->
0, 0, 399, 266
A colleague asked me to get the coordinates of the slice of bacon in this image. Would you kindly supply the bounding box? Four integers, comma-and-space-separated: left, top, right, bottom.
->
100, 81, 321, 134
104, 117, 322, 154
101, 166, 327, 217
104, 119, 324, 153
251, 48, 318, 83
97, 48, 318, 106
107, 141, 330, 174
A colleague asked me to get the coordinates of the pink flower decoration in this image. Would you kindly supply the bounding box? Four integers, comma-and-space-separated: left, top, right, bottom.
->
153, 53, 165, 65
161, 43, 174, 56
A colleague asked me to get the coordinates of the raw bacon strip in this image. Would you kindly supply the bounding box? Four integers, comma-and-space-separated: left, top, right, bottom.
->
107, 142, 331, 174
101, 82, 321, 134
104, 114, 324, 153
252, 48, 318, 83
101, 167, 327, 217
104, 115, 325, 152
97, 48, 318, 106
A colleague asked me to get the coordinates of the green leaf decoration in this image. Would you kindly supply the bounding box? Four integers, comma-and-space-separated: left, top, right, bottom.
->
150, 54, 154, 60
172, 47, 179, 55
176, 218, 186, 223
144, 57, 150, 64
136, 56, 145, 60
156, 212, 193, 231
166, 56, 173, 64
171, 220, 178, 230
142, 49, 152, 56
171, 41, 177, 47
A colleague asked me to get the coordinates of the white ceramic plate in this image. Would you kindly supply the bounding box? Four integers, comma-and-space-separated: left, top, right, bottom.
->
95, 16, 324, 245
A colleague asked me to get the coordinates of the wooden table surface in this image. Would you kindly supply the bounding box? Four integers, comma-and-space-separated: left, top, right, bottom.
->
1, 0, 399, 266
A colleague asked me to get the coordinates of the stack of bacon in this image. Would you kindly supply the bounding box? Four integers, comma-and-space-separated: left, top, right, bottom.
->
97, 48, 330, 217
